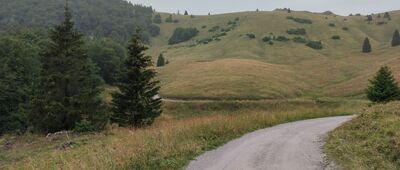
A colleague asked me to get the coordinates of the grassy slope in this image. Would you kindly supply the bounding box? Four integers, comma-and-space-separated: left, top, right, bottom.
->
325, 102, 400, 170
148, 10, 400, 99
0, 100, 364, 169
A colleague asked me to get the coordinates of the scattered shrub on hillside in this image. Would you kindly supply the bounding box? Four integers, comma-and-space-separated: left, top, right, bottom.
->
384, 12, 391, 20
262, 36, 272, 42
275, 36, 290, 42
168, 27, 199, 45
199, 37, 213, 44
287, 28, 306, 35
153, 14, 162, 24
328, 23, 336, 27
157, 53, 166, 67
165, 14, 174, 23
362, 37, 372, 53
246, 33, 256, 39
235, 17, 240, 21
293, 36, 307, 43
213, 32, 227, 38
208, 26, 220, 32
366, 66, 400, 103
331, 35, 341, 40
342, 27, 349, 31
286, 16, 312, 24
201, 25, 207, 29
173, 19, 179, 23
376, 21, 387, 25
306, 40, 323, 49
269, 41, 274, 45
392, 29, 400, 47
366, 15, 373, 22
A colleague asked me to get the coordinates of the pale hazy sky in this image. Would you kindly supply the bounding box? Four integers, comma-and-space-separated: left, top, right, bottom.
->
128, 0, 400, 16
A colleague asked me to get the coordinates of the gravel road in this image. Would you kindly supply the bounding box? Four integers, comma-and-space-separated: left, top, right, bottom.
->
186, 116, 353, 170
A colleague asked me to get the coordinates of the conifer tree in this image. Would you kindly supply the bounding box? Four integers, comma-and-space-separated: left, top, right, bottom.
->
28, 4, 107, 132
157, 53, 165, 67
391, 29, 400, 47
384, 12, 391, 19
153, 13, 162, 24
366, 66, 400, 103
184, 10, 189, 15
362, 37, 372, 53
111, 29, 162, 127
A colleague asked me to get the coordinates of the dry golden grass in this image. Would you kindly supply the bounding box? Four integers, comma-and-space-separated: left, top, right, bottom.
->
147, 10, 400, 99
0, 100, 364, 170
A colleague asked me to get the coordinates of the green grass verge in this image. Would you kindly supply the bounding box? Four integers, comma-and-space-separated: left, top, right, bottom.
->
325, 102, 400, 170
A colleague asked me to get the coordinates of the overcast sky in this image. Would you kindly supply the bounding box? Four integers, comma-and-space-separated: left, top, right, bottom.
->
128, 0, 400, 16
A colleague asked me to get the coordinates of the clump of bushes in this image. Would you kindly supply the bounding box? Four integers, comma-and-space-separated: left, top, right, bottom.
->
246, 33, 256, 39
342, 27, 349, 31
331, 35, 341, 40
306, 40, 323, 49
287, 28, 306, 35
286, 16, 313, 24
208, 26, 220, 32
328, 23, 336, 27
262, 36, 272, 42
199, 37, 213, 44
275, 36, 290, 41
293, 36, 307, 43
201, 25, 207, 29
213, 32, 227, 38
168, 27, 199, 45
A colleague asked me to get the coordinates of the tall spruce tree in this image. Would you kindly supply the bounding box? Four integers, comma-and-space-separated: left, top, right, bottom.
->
362, 37, 372, 53
157, 53, 165, 67
366, 66, 400, 103
111, 29, 162, 127
28, 4, 107, 133
184, 10, 189, 15
391, 29, 400, 47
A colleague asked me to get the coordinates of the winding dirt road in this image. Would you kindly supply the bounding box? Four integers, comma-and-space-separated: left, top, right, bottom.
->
186, 116, 353, 170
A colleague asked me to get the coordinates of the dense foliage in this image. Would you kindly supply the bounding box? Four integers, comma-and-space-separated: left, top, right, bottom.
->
0, 0, 158, 43
246, 33, 256, 39
0, 29, 44, 134
111, 30, 162, 127
168, 28, 199, 45
366, 66, 400, 103
362, 37, 372, 53
86, 38, 126, 84
27, 7, 107, 133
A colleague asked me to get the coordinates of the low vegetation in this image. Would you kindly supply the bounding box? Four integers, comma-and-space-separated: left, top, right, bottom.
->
325, 102, 400, 170
286, 16, 313, 24
293, 36, 307, 43
287, 28, 306, 35
331, 35, 341, 40
0, 100, 363, 169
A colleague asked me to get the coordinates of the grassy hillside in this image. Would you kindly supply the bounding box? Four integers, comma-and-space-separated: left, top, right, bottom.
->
148, 10, 400, 99
325, 102, 400, 169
